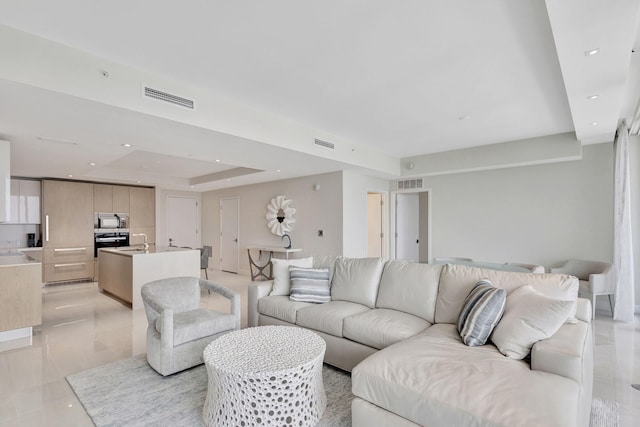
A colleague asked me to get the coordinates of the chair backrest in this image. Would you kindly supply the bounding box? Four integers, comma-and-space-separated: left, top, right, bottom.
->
199, 247, 209, 269
141, 277, 201, 324
433, 257, 473, 263
505, 262, 545, 274
562, 260, 612, 281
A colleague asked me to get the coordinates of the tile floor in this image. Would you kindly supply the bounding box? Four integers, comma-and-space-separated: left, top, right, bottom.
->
0, 270, 638, 426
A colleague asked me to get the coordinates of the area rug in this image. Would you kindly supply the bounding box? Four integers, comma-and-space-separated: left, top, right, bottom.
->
68, 354, 617, 427
67, 354, 351, 426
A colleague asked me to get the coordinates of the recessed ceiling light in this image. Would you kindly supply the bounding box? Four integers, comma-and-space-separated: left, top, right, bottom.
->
585, 48, 600, 56
225, 179, 230, 182
121, 143, 132, 148
587, 94, 599, 100
590, 121, 599, 126
89, 162, 96, 166
215, 159, 221, 162
276, 169, 281, 173
67, 174, 73, 178
458, 115, 471, 120
190, 185, 194, 189
137, 180, 141, 184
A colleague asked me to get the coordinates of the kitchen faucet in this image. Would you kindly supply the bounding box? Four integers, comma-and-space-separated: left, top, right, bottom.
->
132, 233, 149, 251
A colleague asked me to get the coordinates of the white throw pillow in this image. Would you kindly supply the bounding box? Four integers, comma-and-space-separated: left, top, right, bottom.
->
490, 285, 573, 360
269, 257, 313, 296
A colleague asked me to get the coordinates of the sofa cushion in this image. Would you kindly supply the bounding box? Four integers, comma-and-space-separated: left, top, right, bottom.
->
257, 295, 312, 323
269, 257, 313, 296
289, 267, 331, 303
352, 323, 579, 427
491, 285, 573, 359
296, 301, 369, 337
343, 309, 430, 350
331, 257, 384, 308
155, 309, 237, 346
457, 279, 506, 347
435, 264, 578, 324
375, 260, 441, 323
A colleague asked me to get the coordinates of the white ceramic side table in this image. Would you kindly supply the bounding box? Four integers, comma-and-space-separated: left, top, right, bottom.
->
202, 325, 327, 427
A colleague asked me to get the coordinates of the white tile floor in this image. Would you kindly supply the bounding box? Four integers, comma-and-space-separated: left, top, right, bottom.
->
0, 270, 638, 426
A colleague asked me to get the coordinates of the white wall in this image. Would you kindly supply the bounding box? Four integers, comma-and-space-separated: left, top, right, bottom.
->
202, 171, 343, 273
155, 189, 202, 248
342, 170, 390, 258
420, 143, 614, 268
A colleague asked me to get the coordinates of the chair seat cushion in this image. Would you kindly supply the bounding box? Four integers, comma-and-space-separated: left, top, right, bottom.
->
156, 309, 237, 346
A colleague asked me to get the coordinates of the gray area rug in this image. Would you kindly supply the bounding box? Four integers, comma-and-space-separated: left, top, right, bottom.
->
67, 354, 351, 426
68, 354, 617, 427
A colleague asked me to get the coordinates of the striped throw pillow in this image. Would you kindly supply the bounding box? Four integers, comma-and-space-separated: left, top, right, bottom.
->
457, 279, 506, 347
289, 267, 331, 303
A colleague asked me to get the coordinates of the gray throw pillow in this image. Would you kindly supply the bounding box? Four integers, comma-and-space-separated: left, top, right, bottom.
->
289, 267, 331, 303
457, 279, 506, 346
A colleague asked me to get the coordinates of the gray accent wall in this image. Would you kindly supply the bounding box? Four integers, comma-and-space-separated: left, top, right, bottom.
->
421, 143, 614, 269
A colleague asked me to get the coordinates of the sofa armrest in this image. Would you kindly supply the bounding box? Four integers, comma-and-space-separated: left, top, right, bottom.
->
248, 280, 274, 327
531, 320, 592, 385
574, 298, 592, 323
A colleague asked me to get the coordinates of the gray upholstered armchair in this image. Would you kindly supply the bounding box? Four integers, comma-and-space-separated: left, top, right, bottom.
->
141, 276, 240, 376
550, 259, 614, 319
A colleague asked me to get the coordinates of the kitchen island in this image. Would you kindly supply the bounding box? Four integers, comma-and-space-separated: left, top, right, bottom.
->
0, 251, 42, 342
98, 246, 200, 309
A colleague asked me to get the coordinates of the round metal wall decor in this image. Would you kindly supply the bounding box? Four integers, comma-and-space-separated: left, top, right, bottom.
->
266, 195, 296, 236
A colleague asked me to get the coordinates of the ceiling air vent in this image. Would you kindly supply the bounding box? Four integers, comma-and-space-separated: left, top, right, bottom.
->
397, 178, 423, 190
144, 86, 194, 109
314, 138, 335, 149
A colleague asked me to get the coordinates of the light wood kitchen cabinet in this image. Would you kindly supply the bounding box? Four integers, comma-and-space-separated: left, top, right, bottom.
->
94, 184, 130, 214
8, 179, 41, 224
0, 263, 42, 331
42, 180, 94, 283
130, 187, 155, 227
113, 186, 130, 213
94, 184, 113, 213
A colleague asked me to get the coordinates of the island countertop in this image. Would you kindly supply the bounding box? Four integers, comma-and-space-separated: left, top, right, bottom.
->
99, 246, 196, 257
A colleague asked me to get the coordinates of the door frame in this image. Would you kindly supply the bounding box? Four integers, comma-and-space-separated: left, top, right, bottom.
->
390, 188, 431, 262
219, 196, 240, 273
366, 191, 389, 259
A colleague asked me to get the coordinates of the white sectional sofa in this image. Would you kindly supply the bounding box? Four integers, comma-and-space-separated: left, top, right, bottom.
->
248, 257, 593, 427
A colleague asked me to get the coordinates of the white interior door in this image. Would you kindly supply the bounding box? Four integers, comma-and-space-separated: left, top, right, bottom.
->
367, 193, 383, 258
396, 193, 419, 262
167, 196, 199, 248
220, 197, 239, 273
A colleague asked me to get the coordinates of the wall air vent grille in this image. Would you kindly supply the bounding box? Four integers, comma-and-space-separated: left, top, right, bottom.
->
314, 138, 335, 149
144, 87, 194, 109
397, 178, 423, 190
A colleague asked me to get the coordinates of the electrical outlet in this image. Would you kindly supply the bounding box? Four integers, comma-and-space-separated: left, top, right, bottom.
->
317, 230, 324, 237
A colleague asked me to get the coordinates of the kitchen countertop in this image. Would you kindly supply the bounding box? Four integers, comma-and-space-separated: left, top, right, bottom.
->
99, 246, 197, 257
0, 251, 42, 267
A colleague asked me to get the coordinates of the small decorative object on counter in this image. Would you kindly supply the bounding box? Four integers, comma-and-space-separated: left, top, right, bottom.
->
282, 234, 292, 249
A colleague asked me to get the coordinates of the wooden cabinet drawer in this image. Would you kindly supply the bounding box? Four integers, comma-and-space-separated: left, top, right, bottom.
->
44, 261, 94, 283
44, 247, 94, 264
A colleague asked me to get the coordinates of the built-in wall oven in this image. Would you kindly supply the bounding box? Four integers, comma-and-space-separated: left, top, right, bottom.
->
94, 213, 130, 257
94, 231, 130, 257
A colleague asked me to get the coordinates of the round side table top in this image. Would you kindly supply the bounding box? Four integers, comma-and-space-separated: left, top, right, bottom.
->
203, 326, 325, 374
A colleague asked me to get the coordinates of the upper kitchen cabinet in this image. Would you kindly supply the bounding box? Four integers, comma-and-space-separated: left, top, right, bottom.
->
42, 180, 94, 247
0, 140, 9, 223
94, 184, 130, 214
130, 187, 155, 227
9, 179, 41, 224
129, 187, 155, 245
